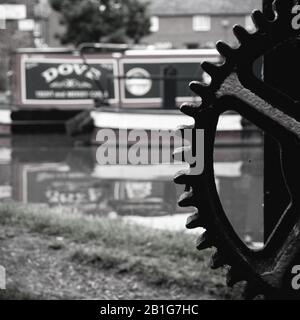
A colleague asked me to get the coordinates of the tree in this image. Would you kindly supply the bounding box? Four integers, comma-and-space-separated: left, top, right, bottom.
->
50, 0, 151, 46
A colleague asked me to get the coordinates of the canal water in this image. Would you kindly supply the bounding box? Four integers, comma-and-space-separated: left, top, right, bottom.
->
0, 134, 264, 246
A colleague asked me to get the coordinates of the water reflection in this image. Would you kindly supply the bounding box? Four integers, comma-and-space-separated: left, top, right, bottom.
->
0, 134, 263, 244
215, 147, 264, 246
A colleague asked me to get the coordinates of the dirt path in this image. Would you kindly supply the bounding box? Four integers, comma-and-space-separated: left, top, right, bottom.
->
0, 226, 215, 300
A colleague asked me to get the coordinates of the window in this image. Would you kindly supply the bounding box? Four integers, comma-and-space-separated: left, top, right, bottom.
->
193, 15, 211, 31
0, 6, 6, 30
150, 16, 159, 32
245, 15, 255, 32
18, 19, 35, 31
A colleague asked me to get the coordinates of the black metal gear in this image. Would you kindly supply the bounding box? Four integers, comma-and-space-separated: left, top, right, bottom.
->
174, 0, 300, 299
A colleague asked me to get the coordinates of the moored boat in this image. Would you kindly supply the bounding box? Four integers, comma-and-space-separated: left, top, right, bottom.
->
10, 46, 263, 145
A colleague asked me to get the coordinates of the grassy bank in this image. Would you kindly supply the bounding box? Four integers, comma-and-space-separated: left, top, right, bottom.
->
0, 203, 239, 300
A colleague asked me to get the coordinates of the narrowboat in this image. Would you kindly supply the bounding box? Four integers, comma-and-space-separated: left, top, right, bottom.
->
11, 46, 262, 145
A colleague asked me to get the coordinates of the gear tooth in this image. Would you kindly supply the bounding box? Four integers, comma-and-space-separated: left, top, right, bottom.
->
189, 81, 211, 99
226, 267, 246, 287
201, 61, 219, 78
233, 25, 251, 43
174, 170, 191, 185
196, 231, 213, 251
173, 146, 192, 163
186, 212, 202, 229
216, 41, 234, 59
178, 191, 194, 207
251, 10, 269, 31
180, 103, 199, 117
210, 251, 226, 270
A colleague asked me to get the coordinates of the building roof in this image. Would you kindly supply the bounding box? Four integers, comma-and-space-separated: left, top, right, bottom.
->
143, 0, 262, 16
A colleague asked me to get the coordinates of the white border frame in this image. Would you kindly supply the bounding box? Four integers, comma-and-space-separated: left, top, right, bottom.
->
119, 57, 219, 104
20, 56, 120, 105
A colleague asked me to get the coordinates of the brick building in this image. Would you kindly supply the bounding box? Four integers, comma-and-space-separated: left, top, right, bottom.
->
0, 0, 263, 90
0, 0, 36, 91
0, 0, 48, 91
142, 0, 262, 48
46, 0, 262, 49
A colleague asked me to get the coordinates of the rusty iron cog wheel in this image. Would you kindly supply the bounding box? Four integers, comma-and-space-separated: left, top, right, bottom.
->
174, 1, 300, 299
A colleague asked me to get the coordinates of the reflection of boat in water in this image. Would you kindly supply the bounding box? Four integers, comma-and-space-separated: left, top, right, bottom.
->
14, 161, 188, 217
92, 163, 187, 216
9, 136, 188, 217
0, 135, 263, 243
